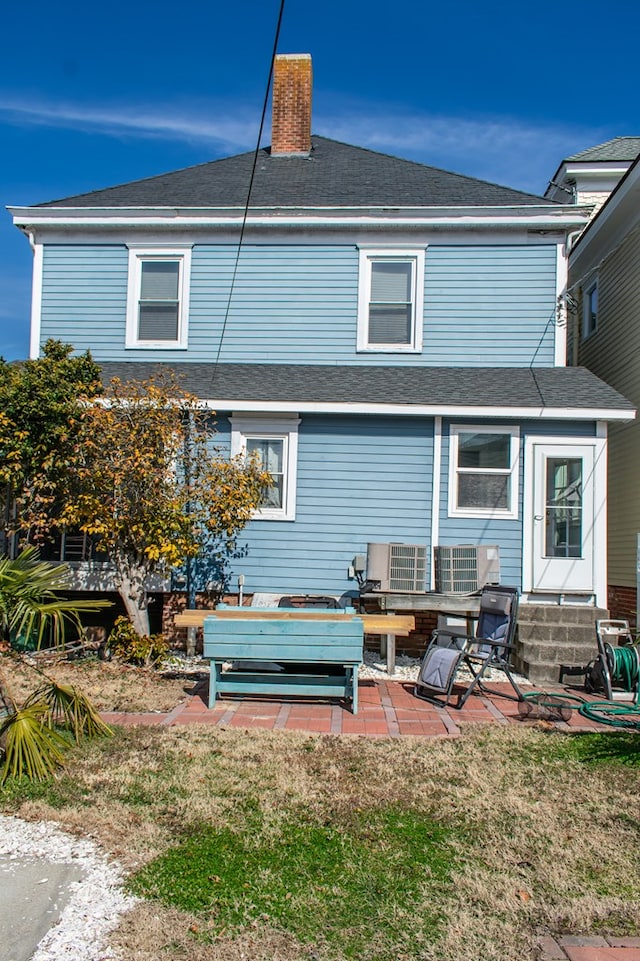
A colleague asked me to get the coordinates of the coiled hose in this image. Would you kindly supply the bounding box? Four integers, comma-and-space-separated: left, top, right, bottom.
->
522, 644, 640, 729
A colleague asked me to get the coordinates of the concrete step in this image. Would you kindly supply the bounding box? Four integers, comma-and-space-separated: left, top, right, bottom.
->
515, 604, 607, 683
516, 659, 568, 685
515, 638, 596, 665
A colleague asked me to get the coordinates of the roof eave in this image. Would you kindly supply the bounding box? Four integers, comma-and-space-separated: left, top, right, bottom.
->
9, 204, 591, 232
198, 398, 635, 421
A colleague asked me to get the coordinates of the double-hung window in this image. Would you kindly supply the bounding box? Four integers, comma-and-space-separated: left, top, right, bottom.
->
449, 426, 519, 519
582, 278, 598, 339
357, 248, 424, 352
126, 246, 191, 348
230, 416, 300, 520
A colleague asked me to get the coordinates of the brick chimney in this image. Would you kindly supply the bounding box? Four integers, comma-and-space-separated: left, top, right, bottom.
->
271, 53, 312, 156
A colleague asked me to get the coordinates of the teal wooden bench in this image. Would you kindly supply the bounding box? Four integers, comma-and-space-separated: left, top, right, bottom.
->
202, 606, 364, 713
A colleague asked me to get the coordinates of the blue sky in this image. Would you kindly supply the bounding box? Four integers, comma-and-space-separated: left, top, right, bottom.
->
2, 0, 638, 359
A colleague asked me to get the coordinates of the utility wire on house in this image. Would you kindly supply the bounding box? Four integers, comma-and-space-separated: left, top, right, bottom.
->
212, 0, 287, 376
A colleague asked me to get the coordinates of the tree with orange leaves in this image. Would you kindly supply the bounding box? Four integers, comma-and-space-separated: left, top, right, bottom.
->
61, 374, 271, 636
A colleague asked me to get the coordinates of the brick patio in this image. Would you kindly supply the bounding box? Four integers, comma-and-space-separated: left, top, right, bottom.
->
102, 677, 618, 735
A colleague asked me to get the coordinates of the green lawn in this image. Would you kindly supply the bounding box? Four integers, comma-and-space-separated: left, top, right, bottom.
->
2, 722, 639, 961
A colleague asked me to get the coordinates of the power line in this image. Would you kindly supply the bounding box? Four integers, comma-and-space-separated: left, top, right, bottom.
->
212, 0, 286, 376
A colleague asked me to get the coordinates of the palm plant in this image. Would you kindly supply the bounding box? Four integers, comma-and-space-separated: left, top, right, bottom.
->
0, 547, 112, 783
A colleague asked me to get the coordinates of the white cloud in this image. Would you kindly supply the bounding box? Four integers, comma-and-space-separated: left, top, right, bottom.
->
0, 94, 609, 195
0, 97, 259, 152
314, 109, 609, 195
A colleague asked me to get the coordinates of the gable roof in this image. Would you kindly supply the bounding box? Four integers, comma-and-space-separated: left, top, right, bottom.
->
38, 136, 555, 210
566, 137, 640, 163
97, 362, 633, 419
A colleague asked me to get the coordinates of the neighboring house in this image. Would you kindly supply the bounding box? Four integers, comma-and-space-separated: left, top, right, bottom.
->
545, 136, 640, 215
9, 55, 634, 680
564, 153, 640, 623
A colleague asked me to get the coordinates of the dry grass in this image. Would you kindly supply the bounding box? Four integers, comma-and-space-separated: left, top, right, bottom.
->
3, 721, 640, 961
2, 654, 197, 712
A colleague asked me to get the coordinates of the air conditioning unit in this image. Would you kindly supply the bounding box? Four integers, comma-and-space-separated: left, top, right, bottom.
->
366, 543, 427, 593
434, 545, 500, 594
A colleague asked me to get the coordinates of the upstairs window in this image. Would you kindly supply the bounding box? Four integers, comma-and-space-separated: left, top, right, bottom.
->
126, 246, 191, 348
357, 249, 424, 352
449, 426, 519, 519
582, 279, 598, 339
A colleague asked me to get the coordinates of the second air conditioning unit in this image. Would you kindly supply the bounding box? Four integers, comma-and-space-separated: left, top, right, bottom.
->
434, 544, 500, 594
366, 543, 427, 593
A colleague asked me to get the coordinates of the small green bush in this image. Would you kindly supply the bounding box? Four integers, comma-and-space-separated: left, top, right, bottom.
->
107, 616, 167, 667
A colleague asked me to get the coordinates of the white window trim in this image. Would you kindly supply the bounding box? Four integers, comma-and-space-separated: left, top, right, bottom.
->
230, 415, 300, 521
448, 425, 520, 520
126, 245, 192, 349
357, 247, 425, 353
582, 276, 598, 340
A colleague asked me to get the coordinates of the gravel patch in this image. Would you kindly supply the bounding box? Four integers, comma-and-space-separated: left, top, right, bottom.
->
161, 649, 529, 685
0, 815, 136, 961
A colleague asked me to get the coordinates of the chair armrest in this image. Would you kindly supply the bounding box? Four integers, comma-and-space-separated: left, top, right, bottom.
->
431, 630, 474, 651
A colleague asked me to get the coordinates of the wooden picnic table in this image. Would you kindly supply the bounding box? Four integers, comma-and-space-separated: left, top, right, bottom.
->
174, 609, 415, 675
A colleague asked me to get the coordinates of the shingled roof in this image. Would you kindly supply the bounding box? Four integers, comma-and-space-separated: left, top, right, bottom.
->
38, 136, 555, 210
96, 362, 633, 413
566, 137, 640, 163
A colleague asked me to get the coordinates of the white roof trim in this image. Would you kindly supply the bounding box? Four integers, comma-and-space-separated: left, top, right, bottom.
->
199, 399, 634, 421
9, 205, 591, 232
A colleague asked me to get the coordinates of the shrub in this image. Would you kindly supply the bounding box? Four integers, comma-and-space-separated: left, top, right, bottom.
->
107, 617, 168, 667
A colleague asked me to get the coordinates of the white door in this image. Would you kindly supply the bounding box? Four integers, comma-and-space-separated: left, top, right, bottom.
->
531, 444, 595, 593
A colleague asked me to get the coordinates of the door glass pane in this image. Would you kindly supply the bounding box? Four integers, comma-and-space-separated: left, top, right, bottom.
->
545, 457, 582, 558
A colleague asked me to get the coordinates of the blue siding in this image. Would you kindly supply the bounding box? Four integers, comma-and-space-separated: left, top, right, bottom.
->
207, 415, 599, 597
41, 246, 128, 352
424, 246, 557, 366
216, 414, 434, 595
39, 242, 558, 367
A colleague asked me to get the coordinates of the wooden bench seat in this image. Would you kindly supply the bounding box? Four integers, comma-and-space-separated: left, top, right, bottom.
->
202, 606, 365, 713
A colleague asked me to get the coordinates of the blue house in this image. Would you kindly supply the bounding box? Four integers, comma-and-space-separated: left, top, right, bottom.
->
9, 54, 634, 679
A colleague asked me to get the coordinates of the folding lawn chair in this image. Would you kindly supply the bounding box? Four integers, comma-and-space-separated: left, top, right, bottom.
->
414, 584, 523, 709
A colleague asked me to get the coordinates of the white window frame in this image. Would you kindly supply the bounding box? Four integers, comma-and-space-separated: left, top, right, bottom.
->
448, 425, 520, 520
126, 245, 192, 349
230, 415, 300, 521
357, 248, 424, 353
582, 277, 598, 339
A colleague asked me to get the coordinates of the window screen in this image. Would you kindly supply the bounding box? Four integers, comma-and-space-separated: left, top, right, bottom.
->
368, 261, 413, 344
138, 261, 180, 341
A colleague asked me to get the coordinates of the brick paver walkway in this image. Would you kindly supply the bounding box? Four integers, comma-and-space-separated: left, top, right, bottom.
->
102, 677, 620, 736
538, 935, 640, 960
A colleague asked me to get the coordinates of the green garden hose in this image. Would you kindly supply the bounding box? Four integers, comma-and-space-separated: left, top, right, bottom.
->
603, 644, 640, 701
577, 700, 640, 729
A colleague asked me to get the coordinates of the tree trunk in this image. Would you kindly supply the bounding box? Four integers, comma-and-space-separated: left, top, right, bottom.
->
114, 562, 151, 637
0, 663, 17, 715
119, 590, 151, 637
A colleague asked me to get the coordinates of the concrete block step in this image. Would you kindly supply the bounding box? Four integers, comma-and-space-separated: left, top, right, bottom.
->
515, 640, 596, 665
515, 658, 571, 685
